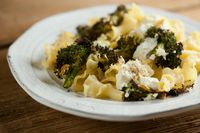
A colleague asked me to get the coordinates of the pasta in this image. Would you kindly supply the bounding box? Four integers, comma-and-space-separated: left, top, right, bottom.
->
73, 54, 103, 92
84, 75, 123, 101
43, 3, 200, 101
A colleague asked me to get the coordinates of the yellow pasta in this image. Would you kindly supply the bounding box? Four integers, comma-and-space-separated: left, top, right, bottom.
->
120, 3, 144, 35
84, 75, 123, 101
159, 74, 175, 92
161, 68, 184, 89
181, 56, 198, 82
169, 19, 185, 41
101, 64, 120, 84
43, 3, 200, 101
184, 32, 200, 52
73, 54, 101, 92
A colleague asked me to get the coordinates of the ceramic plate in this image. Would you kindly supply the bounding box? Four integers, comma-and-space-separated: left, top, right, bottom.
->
7, 5, 200, 121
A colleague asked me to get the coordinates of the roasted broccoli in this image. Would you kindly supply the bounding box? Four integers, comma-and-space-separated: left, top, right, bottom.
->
77, 18, 112, 41
55, 38, 92, 88
122, 81, 148, 101
116, 35, 143, 61
109, 4, 128, 26
92, 45, 119, 72
92, 34, 143, 71
146, 26, 183, 69
77, 5, 128, 41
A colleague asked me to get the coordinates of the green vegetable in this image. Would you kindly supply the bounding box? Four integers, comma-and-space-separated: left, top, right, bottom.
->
122, 81, 148, 101
92, 45, 119, 72
77, 18, 112, 41
116, 34, 143, 61
109, 4, 128, 26
146, 26, 183, 69
77, 5, 128, 41
55, 38, 91, 88
92, 34, 143, 72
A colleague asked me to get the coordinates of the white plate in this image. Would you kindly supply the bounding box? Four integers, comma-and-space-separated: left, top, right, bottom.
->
7, 5, 200, 121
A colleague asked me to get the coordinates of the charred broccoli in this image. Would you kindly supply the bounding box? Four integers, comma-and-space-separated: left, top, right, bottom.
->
145, 26, 183, 69
92, 34, 143, 71
92, 45, 119, 72
122, 81, 148, 101
55, 38, 91, 88
77, 5, 128, 41
116, 35, 143, 61
77, 18, 112, 41
109, 4, 128, 26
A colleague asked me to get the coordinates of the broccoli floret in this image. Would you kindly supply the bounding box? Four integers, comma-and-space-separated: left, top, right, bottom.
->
146, 26, 183, 69
55, 38, 91, 88
109, 4, 128, 26
116, 35, 143, 61
77, 5, 127, 41
92, 45, 119, 72
122, 81, 148, 101
77, 18, 112, 41
92, 34, 143, 71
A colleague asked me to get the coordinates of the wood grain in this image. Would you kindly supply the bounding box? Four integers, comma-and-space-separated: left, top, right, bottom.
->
180, 8, 200, 22
0, 0, 200, 45
0, 0, 132, 45
1, 48, 200, 132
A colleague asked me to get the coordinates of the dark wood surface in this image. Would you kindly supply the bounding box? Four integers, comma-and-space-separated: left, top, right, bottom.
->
1, 0, 200, 132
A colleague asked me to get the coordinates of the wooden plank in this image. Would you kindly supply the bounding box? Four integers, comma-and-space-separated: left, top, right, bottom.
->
1, 48, 200, 132
0, 0, 132, 45
179, 8, 200, 22
0, 0, 200, 46
135, 0, 200, 11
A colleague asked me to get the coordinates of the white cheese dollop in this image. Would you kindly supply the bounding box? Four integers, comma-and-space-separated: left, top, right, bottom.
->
116, 63, 135, 90
156, 47, 168, 60
116, 59, 154, 90
93, 34, 110, 48
139, 76, 159, 90
143, 93, 158, 101
133, 37, 157, 61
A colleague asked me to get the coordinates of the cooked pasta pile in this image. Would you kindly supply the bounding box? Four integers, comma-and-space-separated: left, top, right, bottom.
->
43, 3, 200, 101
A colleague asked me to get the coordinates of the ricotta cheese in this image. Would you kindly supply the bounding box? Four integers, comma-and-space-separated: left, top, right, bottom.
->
133, 37, 157, 61
116, 59, 154, 90
156, 47, 168, 60
139, 76, 159, 90
93, 34, 111, 48
116, 63, 135, 90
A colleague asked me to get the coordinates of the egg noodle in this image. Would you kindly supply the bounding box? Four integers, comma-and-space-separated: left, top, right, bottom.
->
43, 3, 200, 101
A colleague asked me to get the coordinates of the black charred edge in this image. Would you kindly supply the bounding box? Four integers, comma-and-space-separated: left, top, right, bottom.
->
167, 84, 194, 97
156, 84, 194, 99
54, 69, 63, 79
75, 37, 92, 47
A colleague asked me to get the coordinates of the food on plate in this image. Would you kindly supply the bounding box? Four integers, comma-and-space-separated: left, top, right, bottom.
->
43, 3, 200, 101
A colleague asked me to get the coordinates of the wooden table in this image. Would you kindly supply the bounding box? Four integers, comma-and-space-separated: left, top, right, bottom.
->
1, 0, 200, 132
